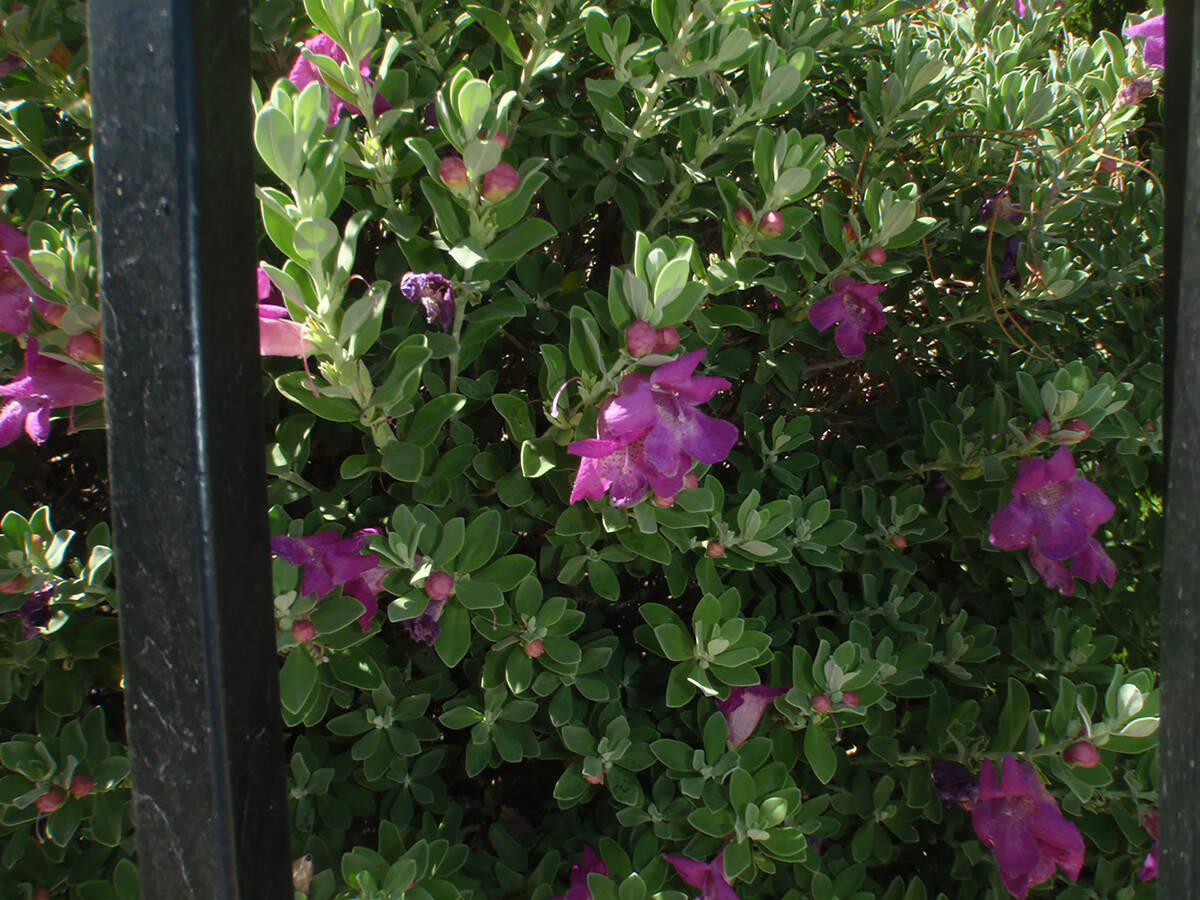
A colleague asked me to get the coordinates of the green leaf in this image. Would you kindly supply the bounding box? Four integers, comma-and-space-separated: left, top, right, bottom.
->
457, 579, 504, 609
995, 678, 1031, 752
436, 604, 472, 667
653, 624, 693, 661
275, 373, 360, 422
280, 649, 319, 714
408, 394, 466, 446
804, 725, 837, 784
382, 441, 425, 482
463, 4, 524, 64
459, 509, 501, 572
486, 218, 557, 262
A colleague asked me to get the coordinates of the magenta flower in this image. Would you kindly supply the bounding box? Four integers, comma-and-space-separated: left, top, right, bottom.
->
1117, 77, 1156, 106
400, 271, 455, 332
989, 446, 1116, 594
0, 221, 33, 335
270, 529, 388, 629
1125, 14, 1165, 70
569, 350, 737, 506
663, 852, 739, 900
1140, 809, 1158, 881
972, 757, 1084, 899
287, 34, 391, 127
550, 846, 607, 900
717, 686, 787, 749
808, 277, 888, 358
0, 339, 104, 447
256, 267, 312, 357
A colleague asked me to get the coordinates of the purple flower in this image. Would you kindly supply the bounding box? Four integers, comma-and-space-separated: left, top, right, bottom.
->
287, 34, 391, 127
1013, 0, 1028, 16
0, 339, 104, 447
980, 189, 1024, 224
1125, 14, 1165, 70
1, 584, 54, 638
808, 276, 888, 358
717, 686, 787, 749
1140, 810, 1158, 881
270, 529, 388, 629
0, 221, 34, 335
400, 272, 456, 332
569, 350, 738, 506
998, 235, 1022, 283
1117, 77, 1156, 106
989, 446, 1116, 594
971, 757, 1084, 900
931, 760, 980, 809
256, 267, 312, 357
663, 852, 739, 900
550, 846, 608, 900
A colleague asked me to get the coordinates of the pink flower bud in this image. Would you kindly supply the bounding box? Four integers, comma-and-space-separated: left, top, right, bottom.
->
843, 222, 858, 242
425, 571, 454, 601
734, 206, 754, 227
1031, 418, 1052, 438
70, 774, 94, 798
812, 694, 832, 713
584, 771, 604, 785
865, 246, 887, 265
37, 786, 67, 813
841, 690, 859, 707
758, 211, 784, 237
481, 163, 520, 202
490, 130, 509, 150
39, 302, 67, 326
1099, 156, 1118, 174
653, 326, 680, 353
524, 638, 544, 658
683, 473, 699, 490
890, 534, 908, 550
1063, 741, 1100, 768
626, 320, 656, 357
706, 541, 725, 558
1064, 419, 1091, 440
66, 332, 103, 363
654, 494, 675, 508
292, 620, 317, 643
439, 156, 469, 191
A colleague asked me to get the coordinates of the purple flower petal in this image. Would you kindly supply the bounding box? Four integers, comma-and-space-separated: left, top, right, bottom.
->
808, 294, 846, 332
664, 855, 713, 889
718, 685, 787, 748
834, 321, 867, 358
0, 400, 26, 447
1033, 510, 1089, 561
1070, 538, 1116, 587
1029, 540, 1075, 596
989, 498, 1037, 551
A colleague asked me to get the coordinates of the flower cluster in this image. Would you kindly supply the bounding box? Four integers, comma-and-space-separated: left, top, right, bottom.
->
270, 529, 389, 629
0, 339, 104, 447
288, 34, 390, 127
399, 271, 456, 332
989, 446, 1116, 595
971, 757, 1084, 899
808, 277, 888, 358
568, 350, 738, 506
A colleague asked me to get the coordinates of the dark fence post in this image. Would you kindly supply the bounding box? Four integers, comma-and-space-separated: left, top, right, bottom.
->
89, 1, 292, 896
1163, 0, 1199, 894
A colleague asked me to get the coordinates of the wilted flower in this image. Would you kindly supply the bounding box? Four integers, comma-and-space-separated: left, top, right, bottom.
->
1125, 14, 1165, 70
270, 529, 388, 629
287, 34, 391, 127
550, 846, 607, 900
1117, 77, 1156, 106
0, 221, 33, 334
808, 276, 888, 358
406, 595, 447, 645
0, 339, 104, 446
998, 236, 1022, 283
989, 446, 1116, 595
400, 271, 456, 332
257, 267, 312, 357
0, 583, 54, 638
931, 760, 979, 809
980, 188, 1024, 224
971, 757, 1084, 899
717, 685, 787, 749
663, 852, 739, 900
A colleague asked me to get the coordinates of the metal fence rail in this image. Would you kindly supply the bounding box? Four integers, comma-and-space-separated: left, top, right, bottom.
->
89, 0, 291, 895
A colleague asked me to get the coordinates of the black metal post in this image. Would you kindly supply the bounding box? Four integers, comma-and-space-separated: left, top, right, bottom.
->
1162, 0, 1199, 894
89, 1, 291, 896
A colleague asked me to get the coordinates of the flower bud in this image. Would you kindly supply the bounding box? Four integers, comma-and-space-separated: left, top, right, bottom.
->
706, 541, 725, 559
439, 156, 469, 192
1063, 419, 1091, 441
66, 332, 103, 363
425, 571, 455, 601
34, 888, 50, 900
625, 320, 657, 357
841, 690, 859, 708
39, 302, 67, 326
653, 493, 675, 508
758, 210, 784, 237
812, 693, 832, 713
37, 786, 67, 813
1030, 418, 1052, 439
734, 206, 754, 227
481, 163, 520, 202
584, 771, 604, 785
843, 222, 858, 242
683, 473, 699, 490
0, 574, 27, 593
865, 246, 887, 266
1063, 740, 1100, 768
524, 638, 544, 658
1099, 156, 1118, 174
490, 130, 509, 150
292, 619, 317, 643
890, 534, 908, 550
70, 774, 94, 798
653, 326, 680, 353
